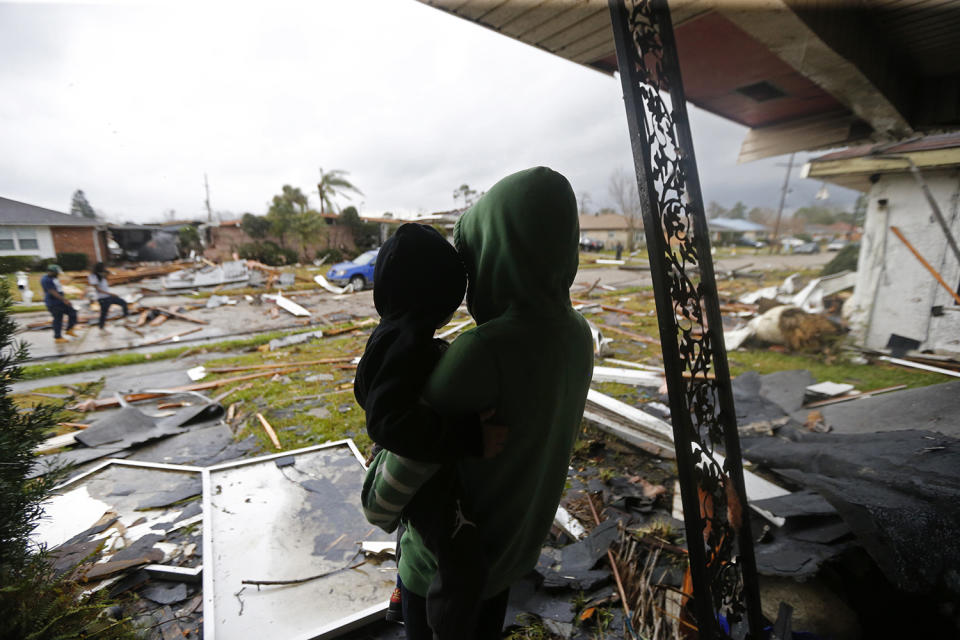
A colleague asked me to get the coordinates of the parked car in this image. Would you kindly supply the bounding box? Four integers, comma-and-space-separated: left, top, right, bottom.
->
580, 236, 604, 252
326, 249, 378, 289
793, 241, 821, 255
734, 236, 766, 249
826, 238, 848, 251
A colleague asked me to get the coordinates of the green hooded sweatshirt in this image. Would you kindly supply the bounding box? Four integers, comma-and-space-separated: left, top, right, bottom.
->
391, 166, 595, 598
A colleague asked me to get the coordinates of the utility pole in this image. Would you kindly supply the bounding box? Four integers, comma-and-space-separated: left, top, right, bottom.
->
770, 152, 794, 253
204, 173, 213, 223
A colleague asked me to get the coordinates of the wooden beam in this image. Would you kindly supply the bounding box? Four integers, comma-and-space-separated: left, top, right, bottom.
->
890, 225, 960, 305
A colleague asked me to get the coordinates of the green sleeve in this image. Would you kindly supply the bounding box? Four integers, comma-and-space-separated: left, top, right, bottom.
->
423, 329, 499, 416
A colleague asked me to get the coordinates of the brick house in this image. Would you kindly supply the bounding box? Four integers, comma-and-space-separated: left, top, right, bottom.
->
203, 217, 357, 263
0, 196, 107, 266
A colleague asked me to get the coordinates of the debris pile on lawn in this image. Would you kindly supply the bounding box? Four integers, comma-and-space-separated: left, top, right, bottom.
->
722, 271, 856, 352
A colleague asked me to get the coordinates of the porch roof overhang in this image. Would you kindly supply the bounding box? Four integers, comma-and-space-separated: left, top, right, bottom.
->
418, 0, 960, 161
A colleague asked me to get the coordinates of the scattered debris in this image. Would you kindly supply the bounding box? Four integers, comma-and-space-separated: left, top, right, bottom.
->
268, 329, 324, 351
163, 260, 249, 289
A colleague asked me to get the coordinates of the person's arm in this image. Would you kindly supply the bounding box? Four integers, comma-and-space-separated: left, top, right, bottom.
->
361, 449, 440, 533
362, 331, 486, 463
361, 330, 499, 530
42, 277, 71, 305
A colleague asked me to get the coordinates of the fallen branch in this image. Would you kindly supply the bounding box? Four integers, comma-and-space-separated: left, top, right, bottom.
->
241, 560, 365, 587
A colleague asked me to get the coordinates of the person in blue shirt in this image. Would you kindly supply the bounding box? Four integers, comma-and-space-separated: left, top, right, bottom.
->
40, 264, 78, 343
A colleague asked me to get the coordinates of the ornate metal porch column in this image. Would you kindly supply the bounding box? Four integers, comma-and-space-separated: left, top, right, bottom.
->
607, 1, 763, 637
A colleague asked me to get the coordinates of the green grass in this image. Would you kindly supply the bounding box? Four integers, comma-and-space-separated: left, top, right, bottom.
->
727, 349, 946, 391
19, 324, 349, 381
11, 304, 46, 314
199, 331, 373, 455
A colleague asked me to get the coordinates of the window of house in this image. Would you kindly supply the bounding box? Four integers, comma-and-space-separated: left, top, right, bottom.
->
0, 230, 14, 251
16, 229, 38, 250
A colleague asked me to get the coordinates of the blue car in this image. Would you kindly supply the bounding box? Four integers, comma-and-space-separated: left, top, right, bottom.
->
326, 249, 378, 290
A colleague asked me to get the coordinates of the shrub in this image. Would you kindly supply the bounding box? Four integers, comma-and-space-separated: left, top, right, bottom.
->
0, 281, 138, 638
32, 258, 57, 273
822, 243, 860, 276
315, 248, 344, 264
55, 252, 88, 272
236, 241, 298, 266
0, 256, 38, 274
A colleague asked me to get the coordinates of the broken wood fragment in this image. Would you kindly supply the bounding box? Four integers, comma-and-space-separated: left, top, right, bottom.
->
595, 323, 659, 345
139, 326, 202, 347
142, 305, 209, 325
207, 356, 356, 374
74, 369, 298, 411
256, 412, 282, 449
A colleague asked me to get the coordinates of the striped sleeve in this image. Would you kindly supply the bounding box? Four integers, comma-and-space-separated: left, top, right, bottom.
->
361, 449, 439, 533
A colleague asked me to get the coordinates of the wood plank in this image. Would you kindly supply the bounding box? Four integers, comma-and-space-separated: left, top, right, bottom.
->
208, 356, 356, 373
142, 306, 208, 325
516, 3, 605, 44
75, 368, 300, 411
139, 326, 202, 347
539, 8, 610, 50
256, 413, 282, 449
571, 41, 616, 64
481, 0, 544, 27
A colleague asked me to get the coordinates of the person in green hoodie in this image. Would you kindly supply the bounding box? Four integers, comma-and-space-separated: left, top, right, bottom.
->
362, 166, 594, 638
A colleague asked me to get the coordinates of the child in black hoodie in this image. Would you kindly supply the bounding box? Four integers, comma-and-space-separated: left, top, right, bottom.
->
354, 223, 503, 638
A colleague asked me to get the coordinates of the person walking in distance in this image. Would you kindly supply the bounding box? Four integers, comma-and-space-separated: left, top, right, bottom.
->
41, 264, 78, 343
88, 262, 128, 330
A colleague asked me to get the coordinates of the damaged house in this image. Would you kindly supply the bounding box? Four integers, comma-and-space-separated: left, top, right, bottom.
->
804, 133, 960, 356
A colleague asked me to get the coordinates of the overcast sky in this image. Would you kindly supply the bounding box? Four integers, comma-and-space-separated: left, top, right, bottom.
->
0, 0, 859, 223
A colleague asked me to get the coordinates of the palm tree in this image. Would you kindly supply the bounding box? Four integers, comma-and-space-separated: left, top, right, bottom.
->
317, 168, 363, 215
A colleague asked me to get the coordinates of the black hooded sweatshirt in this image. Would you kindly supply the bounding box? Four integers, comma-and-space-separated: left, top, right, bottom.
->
353, 223, 482, 462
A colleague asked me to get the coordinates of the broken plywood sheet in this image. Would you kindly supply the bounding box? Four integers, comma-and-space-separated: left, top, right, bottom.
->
202, 441, 395, 640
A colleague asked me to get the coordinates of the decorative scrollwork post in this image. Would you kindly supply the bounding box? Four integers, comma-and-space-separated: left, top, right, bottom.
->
607, 1, 763, 637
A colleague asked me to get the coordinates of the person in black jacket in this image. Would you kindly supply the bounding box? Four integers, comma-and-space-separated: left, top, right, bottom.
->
353, 222, 505, 636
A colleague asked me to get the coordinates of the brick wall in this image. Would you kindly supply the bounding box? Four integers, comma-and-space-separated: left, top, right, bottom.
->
50, 226, 105, 267
204, 223, 356, 262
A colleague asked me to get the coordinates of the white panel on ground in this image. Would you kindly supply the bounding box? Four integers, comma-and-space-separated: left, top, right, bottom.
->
203, 442, 395, 640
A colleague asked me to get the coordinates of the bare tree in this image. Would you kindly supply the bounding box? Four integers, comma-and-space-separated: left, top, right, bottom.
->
608, 169, 642, 251
578, 191, 592, 217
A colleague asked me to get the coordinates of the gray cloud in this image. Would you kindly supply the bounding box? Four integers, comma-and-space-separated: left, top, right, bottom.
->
0, 0, 859, 223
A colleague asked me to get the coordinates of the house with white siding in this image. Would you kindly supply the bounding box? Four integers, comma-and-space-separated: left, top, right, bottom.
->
0, 196, 106, 266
